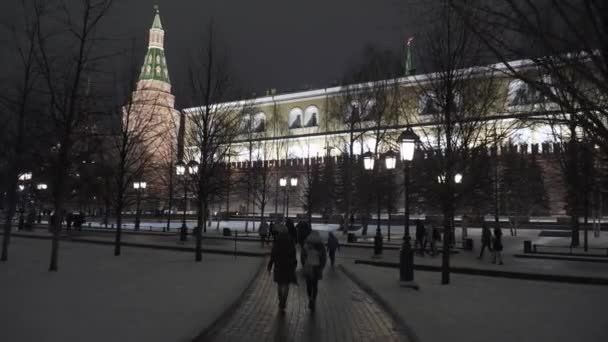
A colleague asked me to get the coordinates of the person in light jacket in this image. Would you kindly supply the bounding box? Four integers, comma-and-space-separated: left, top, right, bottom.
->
301, 230, 327, 311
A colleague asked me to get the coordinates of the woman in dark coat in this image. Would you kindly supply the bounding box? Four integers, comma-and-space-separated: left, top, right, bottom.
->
301, 230, 327, 311
267, 228, 297, 311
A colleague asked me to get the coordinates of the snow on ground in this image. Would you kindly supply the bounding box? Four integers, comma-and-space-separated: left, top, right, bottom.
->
0, 238, 262, 342
342, 263, 608, 342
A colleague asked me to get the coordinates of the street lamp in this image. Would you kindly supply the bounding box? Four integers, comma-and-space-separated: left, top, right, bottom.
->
384, 150, 398, 241
176, 160, 199, 241
187, 160, 201, 233
36, 183, 48, 224
385, 150, 397, 170
280, 176, 297, 219
398, 127, 419, 239
398, 127, 419, 286
18, 172, 32, 181
363, 150, 382, 255
17, 172, 33, 230
133, 181, 146, 231
176, 161, 188, 241
437, 173, 463, 184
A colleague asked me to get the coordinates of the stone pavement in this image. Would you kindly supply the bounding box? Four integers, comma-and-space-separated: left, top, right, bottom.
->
201, 264, 407, 342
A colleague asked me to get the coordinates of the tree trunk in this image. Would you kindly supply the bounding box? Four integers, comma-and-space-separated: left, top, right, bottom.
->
196, 198, 206, 262
1, 177, 19, 261
114, 207, 123, 256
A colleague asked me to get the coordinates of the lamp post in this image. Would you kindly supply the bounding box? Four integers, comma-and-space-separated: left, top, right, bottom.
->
279, 177, 287, 219
36, 183, 48, 224
398, 128, 418, 287
384, 151, 397, 241
363, 151, 384, 256
176, 161, 187, 241
133, 181, 146, 231
398, 128, 418, 239
176, 160, 199, 241
279, 176, 298, 219
18, 172, 32, 230
437, 172, 462, 246
187, 160, 200, 234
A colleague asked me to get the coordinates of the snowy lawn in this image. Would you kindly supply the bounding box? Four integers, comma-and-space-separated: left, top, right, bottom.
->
343, 263, 608, 342
0, 238, 262, 342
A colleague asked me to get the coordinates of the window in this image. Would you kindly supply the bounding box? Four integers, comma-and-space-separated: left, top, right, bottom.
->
344, 100, 361, 122
419, 92, 439, 115
418, 91, 461, 115
507, 79, 544, 108
304, 106, 319, 127
289, 107, 303, 129
239, 114, 251, 134
252, 112, 266, 132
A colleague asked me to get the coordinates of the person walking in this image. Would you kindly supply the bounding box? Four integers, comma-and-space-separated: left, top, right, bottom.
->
477, 223, 493, 259
327, 231, 340, 267
415, 219, 426, 255
267, 227, 297, 312
492, 227, 504, 265
301, 230, 327, 311
426, 223, 436, 256
293, 221, 303, 244
258, 221, 269, 247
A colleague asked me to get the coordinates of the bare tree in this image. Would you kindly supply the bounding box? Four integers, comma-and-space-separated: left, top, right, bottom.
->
402, 2, 512, 284
250, 138, 274, 227
455, 0, 608, 246
183, 23, 244, 261
0, 0, 43, 261
328, 46, 401, 230
109, 46, 165, 256
35, 0, 114, 271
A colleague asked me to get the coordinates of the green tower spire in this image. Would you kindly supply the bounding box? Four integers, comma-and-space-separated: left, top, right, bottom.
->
139, 5, 170, 84
152, 4, 163, 29
405, 36, 415, 76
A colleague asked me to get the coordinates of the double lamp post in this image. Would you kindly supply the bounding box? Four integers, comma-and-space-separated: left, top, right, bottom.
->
279, 176, 298, 219
176, 160, 199, 241
360, 127, 419, 282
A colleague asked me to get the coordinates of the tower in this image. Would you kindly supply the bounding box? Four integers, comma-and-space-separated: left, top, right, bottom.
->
127, 5, 179, 201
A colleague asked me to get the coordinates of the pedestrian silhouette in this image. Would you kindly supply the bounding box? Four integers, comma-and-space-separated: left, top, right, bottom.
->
301, 230, 327, 311
267, 225, 297, 312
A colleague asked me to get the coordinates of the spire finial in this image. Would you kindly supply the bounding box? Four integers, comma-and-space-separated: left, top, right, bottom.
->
154, 4, 159, 12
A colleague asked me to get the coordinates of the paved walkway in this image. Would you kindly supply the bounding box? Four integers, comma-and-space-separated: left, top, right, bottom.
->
201, 264, 407, 342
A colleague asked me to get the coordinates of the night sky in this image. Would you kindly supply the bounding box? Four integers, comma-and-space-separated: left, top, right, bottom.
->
0, 0, 434, 105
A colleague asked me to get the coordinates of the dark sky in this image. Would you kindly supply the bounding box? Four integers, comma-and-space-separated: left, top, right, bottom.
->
0, 0, 434, 105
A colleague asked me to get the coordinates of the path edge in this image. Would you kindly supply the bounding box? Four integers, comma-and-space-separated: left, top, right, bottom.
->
338, 264, 421, 342
191, 257, 267, 342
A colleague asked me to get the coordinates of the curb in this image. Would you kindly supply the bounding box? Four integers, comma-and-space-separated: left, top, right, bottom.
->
514, 254, 608, 263
354, 259, 608, 286
8, 234, 269, 257
192, 257, 267, 342
338, 264, 421, 342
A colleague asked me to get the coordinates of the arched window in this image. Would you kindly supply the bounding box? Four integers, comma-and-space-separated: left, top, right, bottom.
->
253, 112, 266, 132
304, 106, 319, 127
344, 100, 361, 122
507, 79, 544, 107
239, 114, 251, 134
419, 92, 439, 115
289, 107, 303, 129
